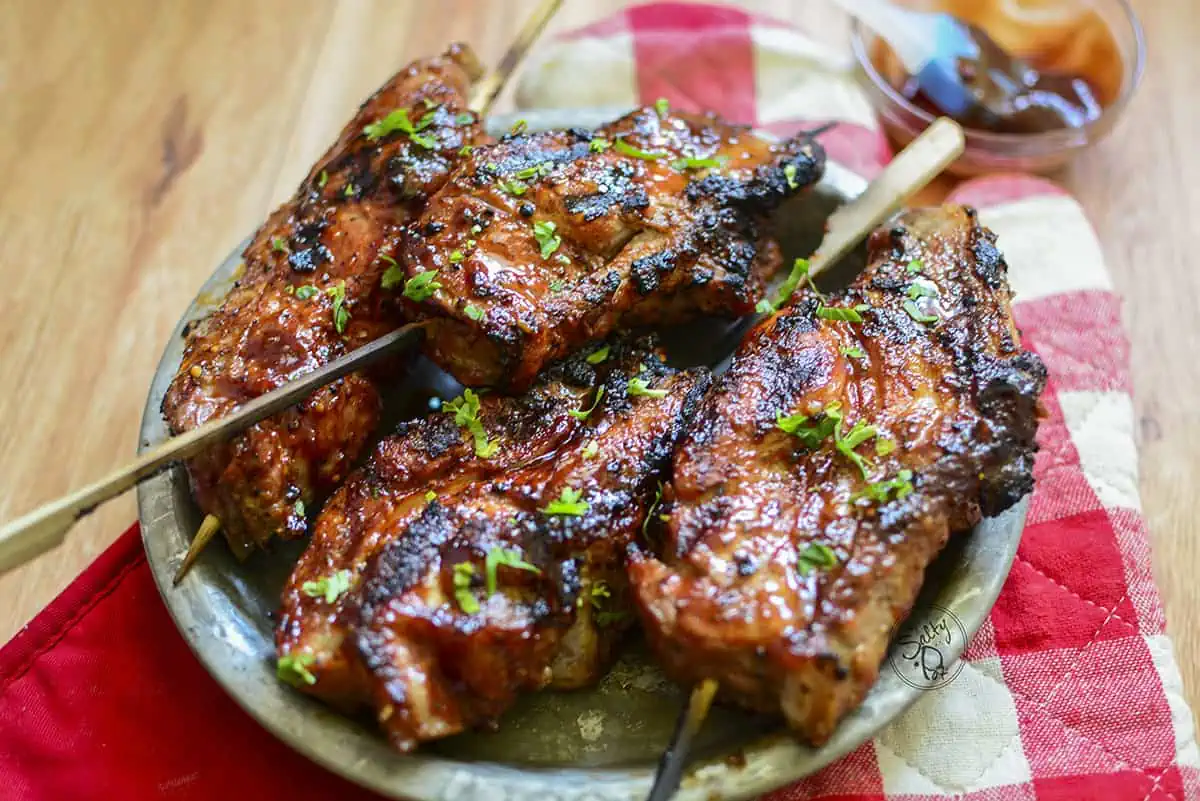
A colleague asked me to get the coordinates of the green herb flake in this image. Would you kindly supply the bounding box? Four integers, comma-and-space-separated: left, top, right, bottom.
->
670, 155, 727, 171
907, 282, 938, 300
294, 285, 319, 301
455, 112, 474, 125
817, 303, 866, 323
458, 144, 474, 156
643, 483, 664, 538
613, 137, 666, 161
797, 543, 839, 575
449, 249, 465, 264
589, 137, 611, 153
627, 377, 667, 398
760, 257, 821, 313
343, 183, 356, 198
499, 178, 528, 196
453, 562, 480, 614
776, 407, 838, 450
317, 170, 328, 189
326, 282, 350, 334
841, 346, 866, 359
379, 254, 405, 289
424, 490, 437, 503
654, 97, 670, 117
533, 220, 562, 259
542, 486, 590, 516
906, 259, 924, 274
464, 304, 485, 322
549, 279, 565, 292
444, 389, 499, 458
271, 235, 288, 253
293, 500, 306, 517
568, 386, 605, 421
277, 652, 317, 686
854, 468, 914, 504
904, 300, 939, 324
875, 437, 897, 457
586, 345, 610, 365
485, 547, 541, 595
784, 163, 800, 189
403, 270, 442, 302
362, 108, 437, 148
422, 97, 438, 110
836, 419, 878, 478
582, 441, 599, 459
302, 569, 353, 604
510, 119, 528, 135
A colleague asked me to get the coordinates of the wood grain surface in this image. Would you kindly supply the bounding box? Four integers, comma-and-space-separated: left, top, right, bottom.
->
0, 0, 1194, 727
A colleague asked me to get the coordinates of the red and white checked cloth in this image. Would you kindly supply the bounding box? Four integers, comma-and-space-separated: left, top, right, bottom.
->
0, 4, 1195, 800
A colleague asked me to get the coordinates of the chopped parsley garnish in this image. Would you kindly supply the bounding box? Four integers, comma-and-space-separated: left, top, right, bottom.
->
670, 155, 727, 171
836, 420, 878, 478
797, 543, 838, 575
589, 137, 611, 153
453, 562, 480, 614
455, 112, 474, 125
542, 487, 590, 516
627, 377, 667, 398
514, 163, 552, 181
854, 469, 914, 504
459, 144, 474, 156
464, 304, 484, 321
776, 407, 839, 449
294, 285, 319, 301
326, 282, 350, 334
613, 138, 666, 160
586, 345, 610, 365
510, 119, 528, 135
587, 580, 612, 609
277, 653, 317, 686
425, 490, 437, 503
343, 183, 356, 198
817, 304, 865, 323
499, 178, 528, 196
784, 163, 800, 189
533, 220, 561, 258
293, 500, 306, 517
906, 258, 924, 274
449, 249, 465, 264
317, 170, 328, 189
362, 108, 437, 148
757, 257, 822, 314
271, 235, 288, 253
549, 279, 565, 292
302, 569, 353, 603
875, 437, 897, 456
484, 547, 541, 595
403, 270, 442, 302
842, 346, 866, 359
582, 441, 599, 459
654, 97, 670, 117
904, 300, 939, 324
568, 387, 605, 421
379, 254, 405, 289
444, 389, 499, 458
907, 282, 938, 299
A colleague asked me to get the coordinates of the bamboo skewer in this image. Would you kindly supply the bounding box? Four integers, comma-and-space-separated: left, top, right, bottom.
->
642, 117, 966, 801
0, 0, 566, 582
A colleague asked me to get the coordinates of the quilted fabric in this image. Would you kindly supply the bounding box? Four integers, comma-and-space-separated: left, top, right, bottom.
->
0, 3, 1196, 800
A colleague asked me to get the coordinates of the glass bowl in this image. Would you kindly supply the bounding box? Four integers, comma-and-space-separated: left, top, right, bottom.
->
850, 0, 1145, 176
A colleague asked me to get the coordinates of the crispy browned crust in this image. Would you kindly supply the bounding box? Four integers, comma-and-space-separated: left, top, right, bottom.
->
161, 45, 486, 556
277, 337, 711, 751
400, 107, 825, 390
628, 206, 1047, 745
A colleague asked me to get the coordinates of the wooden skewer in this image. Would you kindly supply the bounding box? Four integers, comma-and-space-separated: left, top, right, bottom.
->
642, 117, 965, 801
0, 0, 567, 582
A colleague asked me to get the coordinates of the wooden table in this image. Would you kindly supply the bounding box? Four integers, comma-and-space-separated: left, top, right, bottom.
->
1, 0, 1194, 723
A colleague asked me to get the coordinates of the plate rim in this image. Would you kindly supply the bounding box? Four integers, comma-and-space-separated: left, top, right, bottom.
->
136, 107, 1026, 801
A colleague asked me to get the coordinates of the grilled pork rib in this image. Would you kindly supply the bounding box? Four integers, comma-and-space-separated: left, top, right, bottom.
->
161, 46, 485, 557
276, 338, 710, 751
399, 107, 825, 390
628, 207, 1046, 744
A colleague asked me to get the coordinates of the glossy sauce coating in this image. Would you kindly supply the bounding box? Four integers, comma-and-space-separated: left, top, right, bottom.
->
276, 337, 711, 751
161, 46, 486, 556
628, 207, 1046, 744
400, 107, 825, 390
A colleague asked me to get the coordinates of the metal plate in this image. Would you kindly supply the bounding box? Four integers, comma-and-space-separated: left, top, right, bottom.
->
136, 109, 1028, 801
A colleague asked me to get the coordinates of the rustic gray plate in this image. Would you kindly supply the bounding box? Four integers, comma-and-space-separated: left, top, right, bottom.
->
136, 109, 1027, 801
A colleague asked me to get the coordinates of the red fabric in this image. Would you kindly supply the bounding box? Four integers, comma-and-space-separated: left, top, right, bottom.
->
3, 4, 1196, 800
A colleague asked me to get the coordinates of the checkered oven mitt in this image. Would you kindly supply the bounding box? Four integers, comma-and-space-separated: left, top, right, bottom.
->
518, 4, 1200, 799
